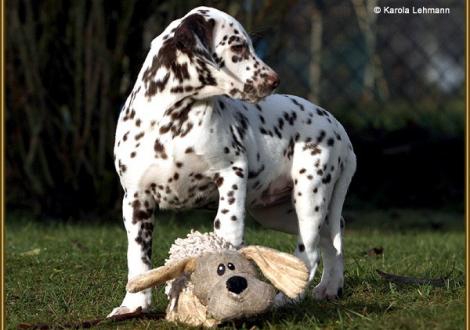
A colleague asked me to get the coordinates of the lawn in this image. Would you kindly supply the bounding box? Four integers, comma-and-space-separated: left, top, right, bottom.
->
5, 209, 465, 329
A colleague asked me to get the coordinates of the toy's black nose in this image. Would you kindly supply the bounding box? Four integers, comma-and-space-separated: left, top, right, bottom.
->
226, 276, 248, 294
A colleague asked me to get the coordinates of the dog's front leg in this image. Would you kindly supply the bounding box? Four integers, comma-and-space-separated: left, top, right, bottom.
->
213, 163, 247, 247
108, 189, 155, 317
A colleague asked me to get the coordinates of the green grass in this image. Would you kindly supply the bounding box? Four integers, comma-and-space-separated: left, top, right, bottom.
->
5, 209, 465, 329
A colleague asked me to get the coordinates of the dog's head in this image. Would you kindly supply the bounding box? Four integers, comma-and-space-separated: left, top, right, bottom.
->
148, 7, 279, 103
127, 246, 308, 322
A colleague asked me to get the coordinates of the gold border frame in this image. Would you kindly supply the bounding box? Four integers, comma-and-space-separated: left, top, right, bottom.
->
1, 0, 5, 328
0, 1, 467, 329
465, 0, 469, 328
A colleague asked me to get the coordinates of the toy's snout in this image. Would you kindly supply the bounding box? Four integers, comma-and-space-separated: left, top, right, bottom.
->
206, 275, 276, 322
226, 276, 247, 294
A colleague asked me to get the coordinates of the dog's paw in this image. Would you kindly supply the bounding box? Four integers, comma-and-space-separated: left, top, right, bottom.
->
313, 283, 343, 300
273, 291, 304, 308
107, 306, 143, 318
107, 291, 151, 318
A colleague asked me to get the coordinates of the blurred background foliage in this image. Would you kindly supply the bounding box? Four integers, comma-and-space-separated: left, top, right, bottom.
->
5, 0, 465, 218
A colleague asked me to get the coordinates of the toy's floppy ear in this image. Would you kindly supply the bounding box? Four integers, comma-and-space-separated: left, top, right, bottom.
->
126, 257, 197, 293
240, 246, 309, 299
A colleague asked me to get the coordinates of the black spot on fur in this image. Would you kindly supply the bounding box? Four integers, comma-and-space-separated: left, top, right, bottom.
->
289, 97, 305, 111
248, 165, 265, 179
322, 173, 332, 184
317, 130, 326, 143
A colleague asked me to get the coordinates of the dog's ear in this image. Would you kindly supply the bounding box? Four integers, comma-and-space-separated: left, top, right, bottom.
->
126, 257, 197, 293
174, 14, 217, 67
240, 246, 309, 299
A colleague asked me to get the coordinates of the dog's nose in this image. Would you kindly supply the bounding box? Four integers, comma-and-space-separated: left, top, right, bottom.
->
226, 276, 248, 294
267, 74, 280, 89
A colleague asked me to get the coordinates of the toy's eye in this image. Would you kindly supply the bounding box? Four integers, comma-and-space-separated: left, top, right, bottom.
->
217, 263, 226, 276
227, 263, 235, 270
230, 44, 245, 53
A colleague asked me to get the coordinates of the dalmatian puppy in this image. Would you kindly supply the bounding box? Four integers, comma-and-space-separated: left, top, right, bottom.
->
109, 6, 356, 316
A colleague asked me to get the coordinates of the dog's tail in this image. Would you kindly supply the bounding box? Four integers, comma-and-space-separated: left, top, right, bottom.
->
327, 150, 356, 252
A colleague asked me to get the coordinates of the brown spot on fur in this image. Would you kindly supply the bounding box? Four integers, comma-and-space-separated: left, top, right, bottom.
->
215, 176, 224, 187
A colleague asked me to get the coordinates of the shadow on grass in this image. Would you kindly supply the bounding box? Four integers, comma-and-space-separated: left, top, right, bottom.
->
217, 297, 394, 329
7, 206, 464, 235
162, 208, 465, 234
343, 208, 464, 233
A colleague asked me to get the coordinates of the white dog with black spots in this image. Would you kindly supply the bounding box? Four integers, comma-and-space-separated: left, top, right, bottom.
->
109, 6, 356, 317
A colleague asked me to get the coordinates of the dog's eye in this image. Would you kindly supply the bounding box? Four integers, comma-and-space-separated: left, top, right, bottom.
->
227, 263, 235, 271
230, 44, 245, 53
217, 263, 226, 276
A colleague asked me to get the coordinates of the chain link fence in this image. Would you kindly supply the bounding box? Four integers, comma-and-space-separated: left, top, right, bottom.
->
267, 0, 465, 108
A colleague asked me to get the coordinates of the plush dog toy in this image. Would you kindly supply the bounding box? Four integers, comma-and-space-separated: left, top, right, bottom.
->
126, 231, 309, 327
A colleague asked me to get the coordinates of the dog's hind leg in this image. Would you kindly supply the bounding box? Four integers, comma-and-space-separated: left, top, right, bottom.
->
291, 146, 336, 285
314, 151, 356, 299
108, 188, 156, 317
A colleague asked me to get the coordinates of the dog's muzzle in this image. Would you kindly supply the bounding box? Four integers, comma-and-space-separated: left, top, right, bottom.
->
266, 73, 280, 90
255, 73, 280, 100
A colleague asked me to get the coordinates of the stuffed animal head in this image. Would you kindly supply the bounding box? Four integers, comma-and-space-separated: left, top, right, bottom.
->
186, 250, 276, 321
126, 245, 308, 326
